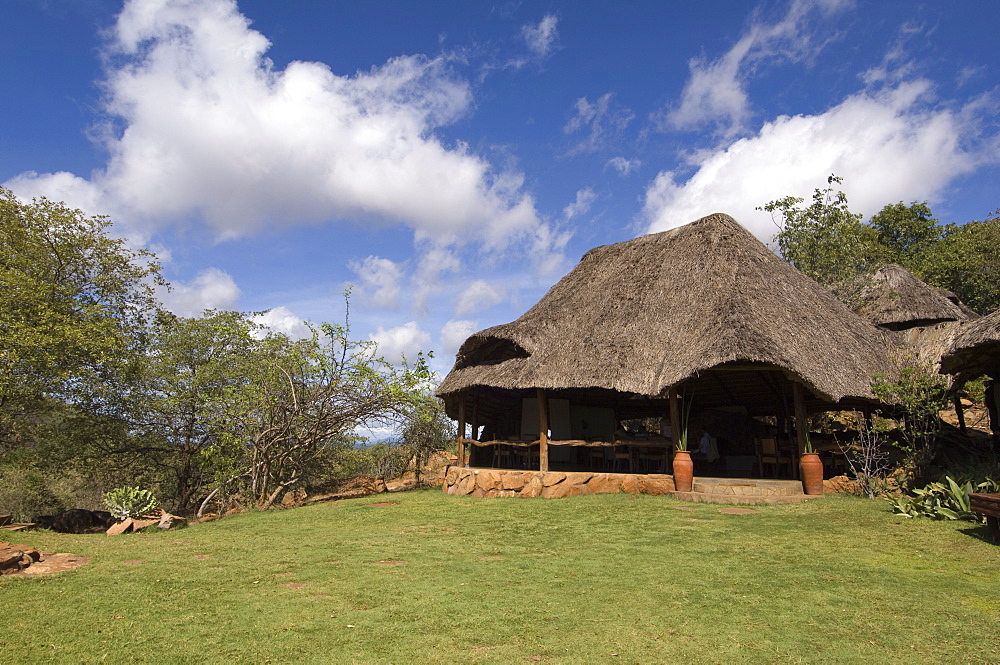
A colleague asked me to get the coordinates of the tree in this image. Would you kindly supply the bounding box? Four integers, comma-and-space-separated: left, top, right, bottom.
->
868, 201, 944, 268
124, 310, 260, 513
396, 396, 452, 484
871, 364, 950, 485
762, 178, 1000, 314
760, 175, 879, 287
920, 212, 1000, 314
0, 187, 161, 452
217, 318, 434, 509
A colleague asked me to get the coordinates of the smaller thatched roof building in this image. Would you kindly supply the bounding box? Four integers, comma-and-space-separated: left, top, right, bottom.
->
837, 264, 974, 331
940, 309, 1000, 381
837, 264, 978, 372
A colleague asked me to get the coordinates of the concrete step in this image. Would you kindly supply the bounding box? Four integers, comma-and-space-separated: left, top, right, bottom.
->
692, 477, 804, 496
669, 491, 818, 505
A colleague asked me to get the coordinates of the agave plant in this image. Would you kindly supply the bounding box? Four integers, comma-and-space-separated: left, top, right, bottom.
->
102, 486, 159, 521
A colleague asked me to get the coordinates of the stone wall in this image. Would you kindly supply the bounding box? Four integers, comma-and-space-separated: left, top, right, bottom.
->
442, 466, 675, 498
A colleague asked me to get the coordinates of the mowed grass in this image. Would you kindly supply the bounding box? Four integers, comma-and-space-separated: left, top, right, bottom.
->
2, 489, 999, 665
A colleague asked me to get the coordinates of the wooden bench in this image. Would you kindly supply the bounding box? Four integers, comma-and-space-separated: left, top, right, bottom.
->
969, 493, 1000, 543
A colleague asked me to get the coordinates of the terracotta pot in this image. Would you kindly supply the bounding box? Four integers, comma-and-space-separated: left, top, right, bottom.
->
800, 452, 824, 495
672, 450, 693, 492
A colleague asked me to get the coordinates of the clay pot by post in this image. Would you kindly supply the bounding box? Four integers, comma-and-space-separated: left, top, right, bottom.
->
800, 452, 824, 495
672, 450, 693, 493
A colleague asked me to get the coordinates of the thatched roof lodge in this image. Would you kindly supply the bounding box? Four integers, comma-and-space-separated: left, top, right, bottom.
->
437, 213, 902, 484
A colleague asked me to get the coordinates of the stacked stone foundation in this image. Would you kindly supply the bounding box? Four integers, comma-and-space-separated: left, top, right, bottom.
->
443, 466, 675, 498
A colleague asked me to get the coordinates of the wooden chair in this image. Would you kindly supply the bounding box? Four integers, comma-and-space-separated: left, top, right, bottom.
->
758, 437, 793, 478
492, 444, 514, 469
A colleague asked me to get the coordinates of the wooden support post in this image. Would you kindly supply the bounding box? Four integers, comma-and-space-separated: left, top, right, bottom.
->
471, 398, 479, 442
457, 396, 466, 468
668, 386, 681, 449
953, 395, 967, 435
792, 382, 808, 479
986, 380, 1000, 451
537, 388, 549, 472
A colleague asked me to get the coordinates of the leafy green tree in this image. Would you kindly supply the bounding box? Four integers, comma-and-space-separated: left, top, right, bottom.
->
760, 175, 879, 286
868, 201, 944, 268
396, 396, 452, 484
0, 187, 161, 452
125, 310, 260, 513
920, 213, 1000, 314
871, 364, 950, 485
763, 178, 999, 314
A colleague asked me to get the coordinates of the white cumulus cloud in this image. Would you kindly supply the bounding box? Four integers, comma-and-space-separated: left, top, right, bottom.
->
563, 93, 634, 156
643, 80, 991, 243
455, 280, 507, 317
349, 256, 405, 309
252, 306, 310, 339
5, 0, 554, 256
369, 322, 432, 365
660, 0, 850, 137
440, 319, 480, 357
563, 187, 597, 220
158, 267, 241, 317
605, 157, 641, 176
521, 15, 559, 58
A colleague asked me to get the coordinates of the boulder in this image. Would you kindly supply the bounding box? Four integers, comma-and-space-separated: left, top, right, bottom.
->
453, 471, 476, 496
41, 509, 115, 534
106, 519, 134, 536
157, 511, 186, 530
0, 541, 41, 575
564, 472, 592, 486
475, 469, 502, 492
541, 472, 567, 487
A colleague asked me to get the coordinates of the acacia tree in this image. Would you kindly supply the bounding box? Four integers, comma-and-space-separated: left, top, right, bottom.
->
0, 187, 161, 453
193, 310, 433, 513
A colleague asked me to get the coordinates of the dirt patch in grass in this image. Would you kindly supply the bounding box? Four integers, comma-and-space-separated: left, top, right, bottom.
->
285, 582, 306, 589
123, 559, 145, 565
672, 506, 699, 511
364, 501, 400, 508
193, 554, 210, 560
373, 560, 406, 565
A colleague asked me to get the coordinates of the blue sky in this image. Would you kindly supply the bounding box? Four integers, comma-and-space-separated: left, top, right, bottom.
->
3, 0, 998, 380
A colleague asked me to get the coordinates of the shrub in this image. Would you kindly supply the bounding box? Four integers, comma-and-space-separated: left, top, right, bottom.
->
102, 486, 159, 520
888, 476, 1000, 521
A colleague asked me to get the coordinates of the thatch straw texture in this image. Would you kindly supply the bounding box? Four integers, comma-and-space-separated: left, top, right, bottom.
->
838, 264, 973, 330
940, 309, 1000, 379
437, 213, 900, 407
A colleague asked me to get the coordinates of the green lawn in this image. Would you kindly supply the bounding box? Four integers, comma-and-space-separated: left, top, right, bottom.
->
2, 490, 998, 664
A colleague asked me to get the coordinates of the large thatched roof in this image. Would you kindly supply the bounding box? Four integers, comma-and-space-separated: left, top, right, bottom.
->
837, 264, 974, 330
437, 213, 901, 414
940, 309, 1000, 381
